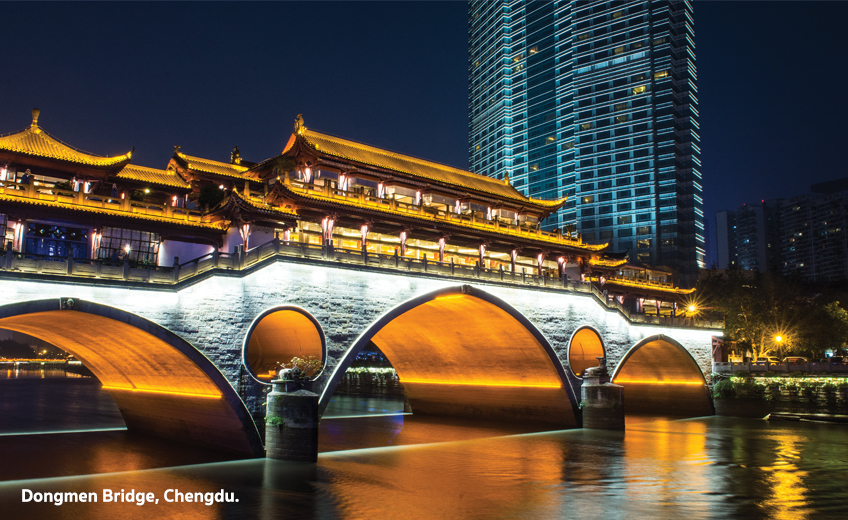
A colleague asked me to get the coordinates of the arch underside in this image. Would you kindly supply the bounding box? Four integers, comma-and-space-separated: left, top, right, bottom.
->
569, 328, 605, 376
612, 338, 713, 417
0, 303, 263, 456
246, 309, 324, 381
366, 293, 577, 427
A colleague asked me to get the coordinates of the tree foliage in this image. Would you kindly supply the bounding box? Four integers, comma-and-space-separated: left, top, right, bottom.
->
698, 269, 848, 358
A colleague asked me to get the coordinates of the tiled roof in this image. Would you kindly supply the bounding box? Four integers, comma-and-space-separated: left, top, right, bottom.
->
299, 128, 566, 209
0, 191, 224, 230
177, 153, 249, 179
0, 125, 131, 167
116, 165, 190, 189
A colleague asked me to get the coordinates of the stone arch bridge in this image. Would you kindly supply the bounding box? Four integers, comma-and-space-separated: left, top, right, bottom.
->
0, 255, 720, 456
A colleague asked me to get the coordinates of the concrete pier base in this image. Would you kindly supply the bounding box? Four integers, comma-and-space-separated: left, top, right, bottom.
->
265, 380, 320, 462
581, 374, 625, 430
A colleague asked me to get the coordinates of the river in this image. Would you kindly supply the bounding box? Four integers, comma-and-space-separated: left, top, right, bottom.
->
1, 374, 847, 519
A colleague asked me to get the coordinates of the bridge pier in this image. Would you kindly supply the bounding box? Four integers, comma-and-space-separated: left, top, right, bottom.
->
581, 359, 625, 430
265, 380, 320, 462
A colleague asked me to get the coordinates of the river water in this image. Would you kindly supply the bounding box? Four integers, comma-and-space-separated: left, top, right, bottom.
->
1, 375, 847, 519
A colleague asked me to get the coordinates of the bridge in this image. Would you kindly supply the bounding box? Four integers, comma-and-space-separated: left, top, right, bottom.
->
0, 239, 721, 456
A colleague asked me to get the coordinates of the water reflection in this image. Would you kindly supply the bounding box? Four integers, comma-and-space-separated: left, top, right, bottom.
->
3, 380, 848, 519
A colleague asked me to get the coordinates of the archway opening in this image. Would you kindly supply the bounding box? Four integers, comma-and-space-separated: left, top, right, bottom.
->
568, 327, 605, 377
611, 336, 713, 417
0, 300, 263, 456
322, 287, 578, 427
243, 306, 325, 383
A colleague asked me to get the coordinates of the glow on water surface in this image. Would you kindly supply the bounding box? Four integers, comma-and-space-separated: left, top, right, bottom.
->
2, 384, 848, 519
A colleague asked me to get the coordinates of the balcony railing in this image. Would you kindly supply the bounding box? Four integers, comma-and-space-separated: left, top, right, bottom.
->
714, 361, 848, 375
0, 237, 721, 330
0, 181, 204, 224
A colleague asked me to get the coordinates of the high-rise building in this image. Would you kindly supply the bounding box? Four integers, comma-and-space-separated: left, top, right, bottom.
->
715, 210, 736, 269
468, 0, 704, 286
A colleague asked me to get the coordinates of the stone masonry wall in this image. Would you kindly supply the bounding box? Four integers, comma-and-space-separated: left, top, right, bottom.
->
0, 260, 717, 418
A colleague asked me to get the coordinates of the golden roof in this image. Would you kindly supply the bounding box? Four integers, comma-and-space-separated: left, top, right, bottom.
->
297, 127, 566, 209
116, 165, 190, 189
0, 113, 131, 167
590, 258, 627, 268
0, 191, 225, 231
601, 276, 695, 295
277, 180, 606, 252
177, 152, 249, 179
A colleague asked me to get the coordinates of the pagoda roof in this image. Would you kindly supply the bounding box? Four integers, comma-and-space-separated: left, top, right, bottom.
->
267, 178, 606, 253
175, 151, 250, 179
115, 164, 191, 189
275, 119, 567, 211
0, 110, 132, 168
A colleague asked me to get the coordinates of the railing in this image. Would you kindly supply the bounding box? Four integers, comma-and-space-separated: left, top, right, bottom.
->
283, 180, 599, 250
0, 181, 204, 224
0, 238, 722, 330
713, 361, 848, 375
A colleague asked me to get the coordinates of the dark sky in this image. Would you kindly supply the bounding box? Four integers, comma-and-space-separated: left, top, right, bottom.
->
1, 1, 846, 266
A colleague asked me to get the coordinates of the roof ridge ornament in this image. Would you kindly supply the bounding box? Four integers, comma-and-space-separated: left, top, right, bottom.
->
294, 114, 306, 136
503, 172, 510, 185
31, 108, 41, 134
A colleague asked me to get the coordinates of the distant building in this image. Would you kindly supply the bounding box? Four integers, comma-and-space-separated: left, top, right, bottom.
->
715, 210, 736, 269
716, 179, 848, 281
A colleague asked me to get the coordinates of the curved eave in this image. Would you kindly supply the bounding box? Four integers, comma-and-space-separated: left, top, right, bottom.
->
276, 183, 606, 253
296, 132, 564, 212
0, 193, 226, 231
590, 259, 628, 268
115, 166, 192, 190
175, 152, 250, 180
0, 126, 132, 168
602, 279, 695, 295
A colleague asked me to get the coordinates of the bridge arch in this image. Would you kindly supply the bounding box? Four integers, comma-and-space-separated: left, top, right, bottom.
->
0, 298, 264, 456
567, 326, 606, 377
242, 305, 326, 383
610, 334, 713, 416
320, 285, 580, 427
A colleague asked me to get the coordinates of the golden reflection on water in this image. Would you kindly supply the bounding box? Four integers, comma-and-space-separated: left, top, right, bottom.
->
623, 418, 710, 507
319, 434, 565, 520
759, 433, 809, 520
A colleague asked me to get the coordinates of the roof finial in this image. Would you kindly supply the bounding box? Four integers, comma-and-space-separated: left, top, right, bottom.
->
231, 146, 241, 165
503, 172, 510, 185
294, 114, 306, 135
31, 108, 41, 128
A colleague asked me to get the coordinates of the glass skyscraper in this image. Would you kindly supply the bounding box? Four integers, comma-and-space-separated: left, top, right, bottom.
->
468, 0, 704, 285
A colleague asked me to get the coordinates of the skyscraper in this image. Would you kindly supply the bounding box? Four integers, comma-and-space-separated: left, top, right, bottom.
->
468, 0, 704, 285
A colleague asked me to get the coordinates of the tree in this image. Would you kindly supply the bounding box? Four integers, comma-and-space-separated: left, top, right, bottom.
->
0, 339, 35, 359
198, 184, 225, 208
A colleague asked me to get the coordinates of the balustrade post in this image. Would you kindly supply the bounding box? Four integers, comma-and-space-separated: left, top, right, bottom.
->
362, 245, 368, 265
66, 250, 74, 276
499, 264, 504, 281
172, 257, 180, 283
522, 268, 526, 284
423, 255, 428, 272
450, 257, 455, 275
212, 249, 220, 268
122, 256, 130, 280
475, 260, 480, 278
394, 249, 399, 268
5, 242, 13, 270
273, 236, 281, 255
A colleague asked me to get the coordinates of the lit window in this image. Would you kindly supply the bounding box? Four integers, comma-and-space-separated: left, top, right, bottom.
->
529, 46, 539, 54
513, 52, 524, 62
546, 135, 556, 143
614, 103, 628, 112
562, 140, 575, 149
582, 195, 595, 204
580, 122, 594, 130
530, 164, 539, 171
653, 37, 666, 45
615, 115, 630, 124
654, 70, 668, 80
614, 46, 625, 55
514, 63, 524, 72
475, 145, 480, 151
578, 33, 589, 41
632, 85, 646, 95
612, 10, 624, 19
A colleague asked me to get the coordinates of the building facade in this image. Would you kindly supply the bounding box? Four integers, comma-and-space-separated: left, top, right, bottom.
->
468, 0, 704, 286
716, 186, 848, 281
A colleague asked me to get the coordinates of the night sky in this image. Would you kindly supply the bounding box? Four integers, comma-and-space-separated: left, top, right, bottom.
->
1, 1, 846, 266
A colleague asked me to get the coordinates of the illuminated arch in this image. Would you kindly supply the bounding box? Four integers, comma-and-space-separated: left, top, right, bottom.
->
242, 305, 326, 383
0, 299, 263, 456
611, 334, 713, 416
320, 285, 579, 427
567, 326, 606, 377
